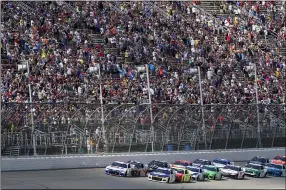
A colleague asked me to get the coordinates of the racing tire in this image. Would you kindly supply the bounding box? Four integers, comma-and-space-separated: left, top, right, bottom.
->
263, 173, 267, 178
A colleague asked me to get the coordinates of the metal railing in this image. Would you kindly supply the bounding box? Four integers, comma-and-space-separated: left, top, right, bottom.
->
1, 103, 285, 155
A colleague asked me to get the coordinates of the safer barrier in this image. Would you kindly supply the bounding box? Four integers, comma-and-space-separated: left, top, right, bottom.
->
1, 148, 285, 171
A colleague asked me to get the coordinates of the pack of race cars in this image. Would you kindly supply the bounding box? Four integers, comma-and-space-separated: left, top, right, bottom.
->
105, 155, 286, 183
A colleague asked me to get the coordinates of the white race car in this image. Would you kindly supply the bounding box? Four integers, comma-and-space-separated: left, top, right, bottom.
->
220, 165, 245, 179
186, 166, 206, 181
105, 161, 134, 177
148, 167, 177, 183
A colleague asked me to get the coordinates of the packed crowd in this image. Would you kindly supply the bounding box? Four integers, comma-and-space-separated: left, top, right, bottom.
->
1, 1, 285, 107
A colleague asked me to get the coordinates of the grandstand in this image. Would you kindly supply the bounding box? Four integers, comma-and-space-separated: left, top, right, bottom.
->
1, 1, 285, 156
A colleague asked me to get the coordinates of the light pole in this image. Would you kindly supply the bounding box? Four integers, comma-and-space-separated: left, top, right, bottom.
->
26, 59, 37, 155
254, 64, 262, 148
98, 63, 107, 151
145, 64, 154, 152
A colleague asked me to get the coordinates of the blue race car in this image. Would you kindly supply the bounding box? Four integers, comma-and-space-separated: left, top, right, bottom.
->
265, 163, 286, 177
212, 158, 234, 168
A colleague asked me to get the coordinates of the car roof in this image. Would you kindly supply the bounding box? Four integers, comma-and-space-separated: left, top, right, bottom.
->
156, 167, 171, 171
113, 161, 127, 164
196, 158, 209, 161
187, 166, 201, 169
215, 158, 230, 161
248, 163, 263, 166
225, 165, 241, 168
152, 160, 168, 163
172, 166, 186, 170
175, 160, 191, 163
254, 156, 267, 159
204, 165, 217, 168
267, 163, 283, 166
275, 155, 286, 158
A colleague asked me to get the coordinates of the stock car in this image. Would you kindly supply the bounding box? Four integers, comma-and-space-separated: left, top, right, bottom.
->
148, 167, 176, 183
186, 166, 206, 181
265, 163, 286, 177
171, 166, 193, 183
271, 155, 286, 165
202, 165, 223, 180
212, 158, 234, 168
126, 160, 148, 176
193, 159, 212, 167
147, 160, 170, 173
105, 161, 135, 177
171, 160, 192, 168
248, 156, 270, 166
243, 163, 267, 178
220, 165, 246, 179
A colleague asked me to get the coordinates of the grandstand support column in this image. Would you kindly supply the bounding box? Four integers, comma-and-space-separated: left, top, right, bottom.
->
255, 64, 262, 148
198, 67, 207, 149
146, 64, 154, 152
27, 60, 37, 155
98, 64, 107, 152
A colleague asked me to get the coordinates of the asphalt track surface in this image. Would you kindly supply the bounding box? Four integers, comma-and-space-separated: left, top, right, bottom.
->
2, 162, 286, 189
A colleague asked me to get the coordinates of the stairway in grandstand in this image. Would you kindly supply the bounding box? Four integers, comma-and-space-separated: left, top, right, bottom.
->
3, 146, 20, 156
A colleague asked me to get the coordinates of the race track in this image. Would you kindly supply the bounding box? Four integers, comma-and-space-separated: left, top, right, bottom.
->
2, 163, 286, 189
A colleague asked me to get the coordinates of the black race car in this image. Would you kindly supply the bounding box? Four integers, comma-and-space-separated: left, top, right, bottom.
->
147, 160, 170, 173
193, 159, 212, 167
248, 156, 270, 166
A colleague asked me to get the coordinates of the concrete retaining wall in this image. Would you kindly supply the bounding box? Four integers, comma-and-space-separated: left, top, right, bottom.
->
2, 148, 285, 171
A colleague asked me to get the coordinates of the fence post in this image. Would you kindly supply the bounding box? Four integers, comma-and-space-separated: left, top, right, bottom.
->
255, 65, 262, 148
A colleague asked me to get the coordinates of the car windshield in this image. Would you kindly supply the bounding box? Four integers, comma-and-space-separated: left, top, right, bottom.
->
204, 166, 217, 172
173, 168, 184, 174
246, 164, 262, 170
188, 167, 200, 173
111, 162, 127, 168
276, 156, 286, 161
195, 159, 211, 165
154, 169, 170, 174
224, 165, 240, 171
174, 161, 189, 166
151, 161, 168, 168
267, 164, 282, 169
213, 159, 230, 165
252, 157, 268, 163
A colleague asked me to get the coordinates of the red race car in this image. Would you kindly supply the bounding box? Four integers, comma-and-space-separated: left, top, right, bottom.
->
172, 160, 192, 168
271, 155, 286, 165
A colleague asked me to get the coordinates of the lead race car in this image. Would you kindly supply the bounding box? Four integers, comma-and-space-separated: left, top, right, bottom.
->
220, 165, 245, 179
148, 167, 176, 183
105, 161, 146, 177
